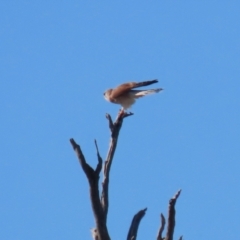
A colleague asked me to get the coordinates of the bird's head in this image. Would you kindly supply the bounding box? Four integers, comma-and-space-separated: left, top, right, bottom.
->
103, 89, 112, 101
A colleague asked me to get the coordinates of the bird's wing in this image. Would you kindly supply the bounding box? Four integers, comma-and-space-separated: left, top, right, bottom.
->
110, 82, 138, 98
110, 80, 158, 98
130, 88, 163, 98
131, 79, 158, 89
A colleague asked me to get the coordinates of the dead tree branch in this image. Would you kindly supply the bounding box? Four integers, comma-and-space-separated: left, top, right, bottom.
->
101, 111, 133, 217
94, 139, 102, 175
70, 110, 132, 240
127, 208, 147, 240
70, 109, 183, 240
157, 213, 166, 240
70, 138, 110, 240
165, 189, 181, 240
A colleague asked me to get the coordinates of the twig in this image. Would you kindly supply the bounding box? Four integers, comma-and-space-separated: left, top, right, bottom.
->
165, 189, 181, 240
94, 139, 102, 175
157, 213, 166, 240
127, 208, 147, 240
69, 138, 94, 177
106, 114, 114, 132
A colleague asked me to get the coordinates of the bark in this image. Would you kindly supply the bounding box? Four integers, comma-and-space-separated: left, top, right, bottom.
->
70, 110, 183, 240
70, 110, 132, 240
127, 208, 147, 240
157, 214, 166, 240
165, 190, 182, 240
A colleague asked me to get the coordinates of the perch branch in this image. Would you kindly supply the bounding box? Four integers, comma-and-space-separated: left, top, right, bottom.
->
165, 189, 181, 240
157, 213, 166, 240
127, 208, 147, 240
101, 110, 133, 217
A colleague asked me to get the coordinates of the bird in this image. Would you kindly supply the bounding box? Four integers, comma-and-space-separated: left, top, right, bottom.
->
103, 79, 163, 111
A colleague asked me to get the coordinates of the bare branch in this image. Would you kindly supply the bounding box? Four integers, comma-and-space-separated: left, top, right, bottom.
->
70, 138, 110, 240
69, 138, 94, 177
157, 213, 166, 240
120, 111, 134, 119
106, 113, 114, 132
70, 111, 132, 240
127, 208, 147, 240
94, 139, 103, 175
70, 111, 182, 240
101, 111, 133, 217
165, 189, 182, 240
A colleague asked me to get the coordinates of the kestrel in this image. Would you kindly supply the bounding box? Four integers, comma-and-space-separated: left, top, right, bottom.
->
104, 79, 163, 110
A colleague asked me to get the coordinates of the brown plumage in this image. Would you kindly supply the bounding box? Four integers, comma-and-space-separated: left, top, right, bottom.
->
104, 79, 163, 110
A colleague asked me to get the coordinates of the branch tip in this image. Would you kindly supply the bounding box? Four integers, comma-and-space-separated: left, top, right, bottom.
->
117, 110, 134, 119
94, 139, 99, 153
94, 139, 102, 174
157, 213, 166, 240
69, 138, 77, 148
165, 189, 181, 240
170, 189, 181, 205
106, 113, 114, 131
127, 208, 147, 240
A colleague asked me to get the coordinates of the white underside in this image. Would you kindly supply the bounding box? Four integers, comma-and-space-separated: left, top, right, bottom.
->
118, 96, 136, 110
118, 89, 161, 110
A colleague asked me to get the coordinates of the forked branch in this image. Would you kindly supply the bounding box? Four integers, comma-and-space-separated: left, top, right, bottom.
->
70, 109, 183, 240
70, 138, 109, 240
70, 110, 133, 240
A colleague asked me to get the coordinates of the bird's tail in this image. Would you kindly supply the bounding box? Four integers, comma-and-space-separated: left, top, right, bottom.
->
131, 88, 163, 98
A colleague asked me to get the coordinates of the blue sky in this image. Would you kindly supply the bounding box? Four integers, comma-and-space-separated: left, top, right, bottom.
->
1, 1, 240, 239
